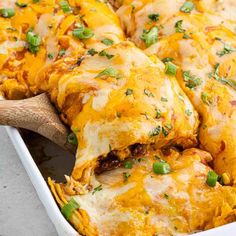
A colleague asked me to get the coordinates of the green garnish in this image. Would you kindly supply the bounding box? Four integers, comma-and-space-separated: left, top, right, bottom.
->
124, 161, 133, 169
175, 20, 185, 33
153, 162, 171, 175
209, 63, 236, 90
99, 50, 114, 59
26, 30, 41, 53
164, 193, 169, 199
216, 44, 235, 57
0, 8, 15, 18
15, 2, 28, 7
61, 198, 80, 220
206, 170, 218, 187
162, 57, 174, 63
201, 92, 212, 106
162, 124, 172, 137
144, 89, 154, 97
87, 48, 98, 56
148, 13, 160, 22
164, 62, 177, 76
73, 26, 94, 40
180, 1, 195, 13
33, 0, 40, 2
123, 172, 131, 182
140, 26, 158, 47
185, 109, 192, 116
161, 97, 168, 102
67, 132, 78, 145
149, 126, 161, 137
183, 71, 202, 89
59, 48, 66, 57
92, 185, 103, 194
59, 1, 72, 13
125, 88, 133, 95
101, 38, 114, 46
95, 67, 119, 79
47, 53, 54, 59
156, 109, 161, 119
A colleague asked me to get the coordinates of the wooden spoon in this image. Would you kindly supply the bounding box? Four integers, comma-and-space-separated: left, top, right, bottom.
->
0, 93, 76, 153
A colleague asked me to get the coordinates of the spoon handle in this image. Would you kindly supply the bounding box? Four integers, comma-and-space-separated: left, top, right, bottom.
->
0, 93, 76, 153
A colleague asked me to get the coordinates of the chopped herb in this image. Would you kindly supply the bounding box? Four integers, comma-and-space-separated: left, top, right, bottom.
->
59, 48, 66, 57
164, 62, 177, 76
124, 161, 133, 169
209, 63, 236, 90
15, 2, 28, 7
156, 109, 161, 118
0, 8, 15, 18
148, 13, 160, 22
201, 92, 212, 106
101, 38, 114, 46
161, 97, 168, 102
99, 50, 114, 59
162, 124, 172, 137
185, 109, 192, 116
125, 88, 133, 95
123, 172, 131, 182
67, 132, 78, 145
95, 67, 119, 79
180, 1, 195, 13
87, 48, 98, 56
33, 0, 40, 2
202, 124, 207, 129
144, 89, 154, 97
59, 1, 72, 13
47, 53, 54, 59
26, 30, 41, 53
178, 93, 185, 101
183, 33, 190, 39
61, 198, 80, 220
206, 170, 218, 187
162, 57, 174, 63
216, 44, 235, 57
92, 185, 103, 194
153, 162, 171, 174
183, 71, 202, 89
149, 126, 161, 137
73, 26, 94, 40
140, 26, 158, 48
175, 20, 185, 33
164, 193, 169, 199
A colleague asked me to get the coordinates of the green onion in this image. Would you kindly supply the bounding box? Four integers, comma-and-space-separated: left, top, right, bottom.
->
164, 62, 177, 76
175, 20, 185, 33
185, 109, 192, 116
33, 0, 40, 2
95, 67, 118, 79
144, 88, 154, 97
61, 198, 80, 220
216, 44, 235, 57
101, 38, 114, 46
206, 170, 218, 187
149, 126, 161, 137
156, 109, 161, 119
125, 88, 133, 95
153, 162, 171, 174
67, 132, 78, 145
123, 172, 131, 182
87, 48, 98, 56
59, 48, 66, 57
99, 50, 114, 59
180, 1, 195, 13
124, 161, 133, 169
15, 2, 28, 7
73, 26, 94, 40
0, 8, 15, 18
183, 71, 202, 89
162, 57, 174, 63
92, 185, 102, 194
26, 31, 41, 53
47, 53, 54, 59
148, 13, 160, 22
161, 97, 168, 102
140, 26, 158, 48
59, 1, 72, 13
201, 92, 213, 106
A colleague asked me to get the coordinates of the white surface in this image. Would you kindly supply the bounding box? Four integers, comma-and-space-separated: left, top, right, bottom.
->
0, 126, 57, 236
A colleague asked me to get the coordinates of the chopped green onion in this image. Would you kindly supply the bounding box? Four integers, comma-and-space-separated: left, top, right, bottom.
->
156, 109, 161, 118
161, 97, 168, 102
148, 13, 160, 22
153, 162, 171, 174
0, 8, 15, 18
33, 0, 40, 2
95, 67, 118, 79
149, 126, 161, 137
124, 161, 133, 169
162, 57, 174, 63
125, 88, 133, 96
47, 53, 54, 59
206, 170, 218, 187
123, 172, 131, 182
99, 50, 114, 59
180, 1, 195, 13
59, 48, 66, 57
175, 20, 185, 33
183, 71, 202, 89
67, 132, 78, 145
59, 1, 72, 13
61, 198, 80, 220
101, 38, 114, 46
26, 31, 41, 53
92, 185, 102, 194
185, 109, 192, 116
140, 26, 158, 48
164, 62, 177, 76
73, 26, 94, 40
87, 48, 98, 56
201, 92, 213, 106
216, 44, 235, 57
15, 2, 28, 7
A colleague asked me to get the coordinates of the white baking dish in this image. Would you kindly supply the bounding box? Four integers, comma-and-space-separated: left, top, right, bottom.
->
5, 126, 236, 236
